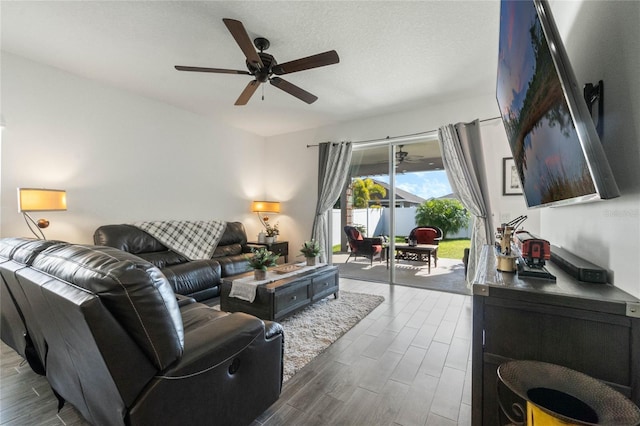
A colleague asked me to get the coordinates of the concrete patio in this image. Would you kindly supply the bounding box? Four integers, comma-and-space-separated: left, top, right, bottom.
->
332, 252, 470, 295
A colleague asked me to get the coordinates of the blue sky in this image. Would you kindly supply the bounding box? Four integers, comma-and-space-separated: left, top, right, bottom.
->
376, 170, 452, 200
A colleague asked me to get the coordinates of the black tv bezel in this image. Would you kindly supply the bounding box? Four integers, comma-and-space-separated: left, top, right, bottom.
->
497, 0, 620, 208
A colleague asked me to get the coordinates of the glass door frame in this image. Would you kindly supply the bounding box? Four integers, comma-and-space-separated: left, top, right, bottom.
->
347, 133, 439, 285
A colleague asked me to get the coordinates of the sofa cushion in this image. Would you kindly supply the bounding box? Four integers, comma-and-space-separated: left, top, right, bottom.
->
217, 254, 253, 278
94, 224, 167, 254
218, 222, 248, 246
161, 260, 221, 297
31, 243, 184, 370
137, 250, 188, 268
0, 237, 62, 265
212, 242, 243, 258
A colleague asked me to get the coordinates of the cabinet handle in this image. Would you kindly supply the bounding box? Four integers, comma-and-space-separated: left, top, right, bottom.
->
324, 283, 328, 286
291, 295, 297, 300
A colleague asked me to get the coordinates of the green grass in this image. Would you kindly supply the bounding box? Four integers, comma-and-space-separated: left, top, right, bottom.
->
333, 238, 470, 260
396, 236, 469, 259
437, 239, 470, 260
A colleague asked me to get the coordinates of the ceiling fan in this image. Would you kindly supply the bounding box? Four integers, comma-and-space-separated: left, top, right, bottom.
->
395, 145, 425, 167
175, 18, 340, 106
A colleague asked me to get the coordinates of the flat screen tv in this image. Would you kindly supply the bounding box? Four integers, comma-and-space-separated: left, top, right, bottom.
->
496, 0, 619, 208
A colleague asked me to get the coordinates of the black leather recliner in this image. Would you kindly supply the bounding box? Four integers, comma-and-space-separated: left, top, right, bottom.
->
0, 237, 284, 426
93, 221, 258, 301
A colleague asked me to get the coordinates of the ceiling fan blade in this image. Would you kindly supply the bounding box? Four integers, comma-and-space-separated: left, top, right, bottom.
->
272, 50, 339, 75
270, 77, 318, 104
175, 65, 251, 75
235, 80, 260, 105
222, 18, 264, 69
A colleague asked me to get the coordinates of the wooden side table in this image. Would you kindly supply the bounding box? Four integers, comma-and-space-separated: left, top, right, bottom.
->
248, 241, 289, 262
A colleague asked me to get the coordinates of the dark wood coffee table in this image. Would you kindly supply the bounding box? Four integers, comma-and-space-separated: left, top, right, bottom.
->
395, 244, 438, 273
220, 264, 339, 321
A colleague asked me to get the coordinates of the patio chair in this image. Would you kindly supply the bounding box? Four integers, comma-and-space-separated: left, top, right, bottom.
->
400, 226, 443, 266
407, 226, 443, 245
344, 226, 384, 266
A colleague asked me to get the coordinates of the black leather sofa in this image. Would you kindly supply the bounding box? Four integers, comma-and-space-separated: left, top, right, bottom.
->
93, 221, 257, 301
0, 237, 284, 426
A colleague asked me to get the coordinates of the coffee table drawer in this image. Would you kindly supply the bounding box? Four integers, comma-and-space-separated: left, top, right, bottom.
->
275, 280, 310, 314
312, 271, 338, 301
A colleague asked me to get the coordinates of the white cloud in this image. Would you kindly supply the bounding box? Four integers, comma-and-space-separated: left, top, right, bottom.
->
397, 171, 451, 199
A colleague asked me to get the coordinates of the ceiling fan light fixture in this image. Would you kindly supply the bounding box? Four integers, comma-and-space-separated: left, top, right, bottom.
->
175, 18, 339, 105
395, 146, 408, 166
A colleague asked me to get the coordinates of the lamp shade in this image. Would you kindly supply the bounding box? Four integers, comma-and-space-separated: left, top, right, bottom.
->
251, 201, 280, 213
18, 188, 67, 212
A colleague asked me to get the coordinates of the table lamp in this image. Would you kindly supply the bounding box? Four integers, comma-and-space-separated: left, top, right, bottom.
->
18, 188, 67, 239
251, 201, 280, 229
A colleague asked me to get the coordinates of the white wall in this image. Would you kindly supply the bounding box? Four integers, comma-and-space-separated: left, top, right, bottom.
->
480, 119, 539, 234
539, 1, 640, 296
1, 53, 268, 243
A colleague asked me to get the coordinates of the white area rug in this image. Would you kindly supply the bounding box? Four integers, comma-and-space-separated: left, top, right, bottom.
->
279, 291, 384, 382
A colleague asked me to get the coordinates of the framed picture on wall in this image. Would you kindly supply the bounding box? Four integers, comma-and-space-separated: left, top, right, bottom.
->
503, 157, 522, 196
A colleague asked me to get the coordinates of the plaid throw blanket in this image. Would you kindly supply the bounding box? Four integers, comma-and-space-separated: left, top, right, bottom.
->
133, 220, 227, 261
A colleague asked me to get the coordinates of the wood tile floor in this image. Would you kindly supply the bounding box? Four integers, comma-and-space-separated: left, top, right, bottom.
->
0, 278, 472, 425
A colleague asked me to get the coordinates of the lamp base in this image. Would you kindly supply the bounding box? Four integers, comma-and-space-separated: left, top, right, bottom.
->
22, 212, 47, 240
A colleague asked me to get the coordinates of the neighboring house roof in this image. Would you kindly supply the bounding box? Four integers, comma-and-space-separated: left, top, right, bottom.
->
370, 179, 426, 206
436, 192, 459, 200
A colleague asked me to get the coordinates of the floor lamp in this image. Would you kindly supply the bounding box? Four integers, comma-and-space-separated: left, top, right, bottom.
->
18, 188, 67, 239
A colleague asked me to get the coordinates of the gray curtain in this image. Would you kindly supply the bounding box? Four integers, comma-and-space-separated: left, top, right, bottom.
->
311, 141, 353, 262
438, 120, 493, 284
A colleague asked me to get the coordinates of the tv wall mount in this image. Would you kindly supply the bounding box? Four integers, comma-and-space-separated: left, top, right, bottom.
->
583, 80, 604, 137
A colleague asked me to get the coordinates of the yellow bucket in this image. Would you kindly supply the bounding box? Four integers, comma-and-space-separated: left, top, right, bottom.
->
527, 402, 580, 425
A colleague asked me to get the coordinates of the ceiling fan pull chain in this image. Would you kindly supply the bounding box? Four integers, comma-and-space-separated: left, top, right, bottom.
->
262, 84, 265, 101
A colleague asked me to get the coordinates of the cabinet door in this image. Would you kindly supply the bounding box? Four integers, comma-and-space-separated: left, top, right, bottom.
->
478, 296, 638, 425
484, 298, 633, 390
270, 242, 288, 257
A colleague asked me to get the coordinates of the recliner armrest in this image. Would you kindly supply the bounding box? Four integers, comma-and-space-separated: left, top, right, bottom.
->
263, 320, 284, 340
128, 311, 283, 425
175, 294, 196, 307
244, 244, 264, 253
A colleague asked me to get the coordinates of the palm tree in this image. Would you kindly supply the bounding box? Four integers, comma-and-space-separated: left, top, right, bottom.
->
351, 178, 387, 208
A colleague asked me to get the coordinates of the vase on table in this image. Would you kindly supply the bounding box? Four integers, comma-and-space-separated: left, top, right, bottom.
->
254, 269, 267, 280
265, 236, 275, 244
306, 256, 317, 266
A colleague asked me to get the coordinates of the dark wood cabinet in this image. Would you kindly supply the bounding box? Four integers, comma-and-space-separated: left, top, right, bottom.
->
471, 245, 640, 426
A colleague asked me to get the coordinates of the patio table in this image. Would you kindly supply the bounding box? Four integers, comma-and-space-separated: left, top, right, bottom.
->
394, 243, 438, 273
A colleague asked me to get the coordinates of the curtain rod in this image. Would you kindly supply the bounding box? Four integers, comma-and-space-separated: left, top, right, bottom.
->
305, 116, 502, 148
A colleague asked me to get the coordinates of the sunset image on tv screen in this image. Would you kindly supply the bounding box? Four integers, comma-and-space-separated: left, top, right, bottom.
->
496, 0, 595, 207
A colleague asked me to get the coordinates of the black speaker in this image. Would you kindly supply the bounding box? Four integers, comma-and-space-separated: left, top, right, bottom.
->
550, 245, 608, 284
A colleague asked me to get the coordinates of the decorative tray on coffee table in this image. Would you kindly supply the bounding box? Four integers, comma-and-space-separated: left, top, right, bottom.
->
273, 264, 303, 274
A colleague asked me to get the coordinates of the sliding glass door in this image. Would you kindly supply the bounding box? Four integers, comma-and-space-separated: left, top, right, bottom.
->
334, 136, 449, 286
335, 143, 391, 283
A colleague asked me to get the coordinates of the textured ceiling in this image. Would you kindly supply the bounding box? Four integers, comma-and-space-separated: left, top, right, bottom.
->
1, 1, 500, 137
